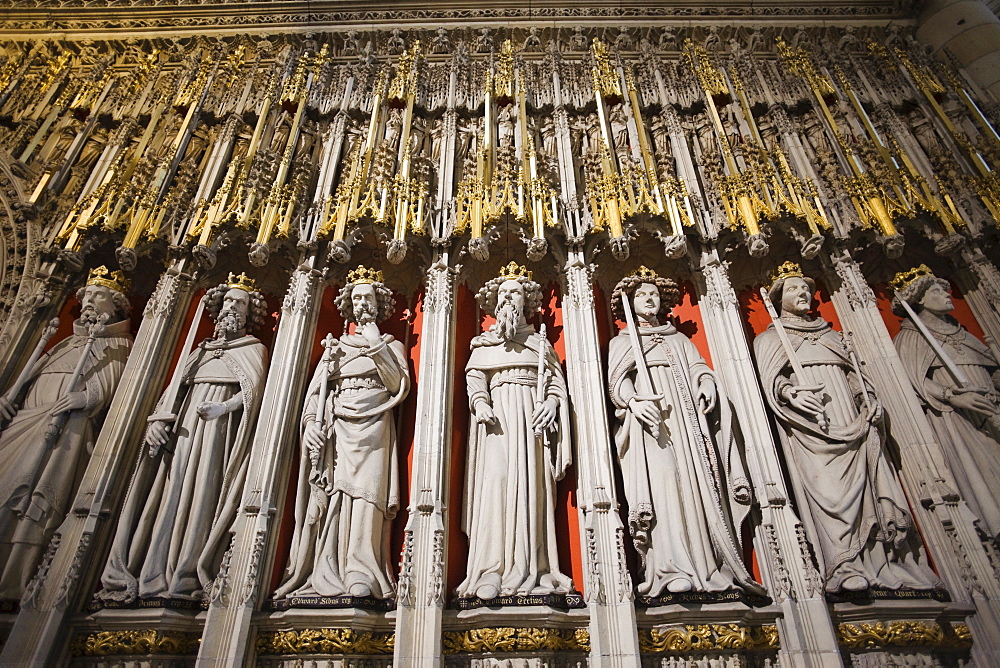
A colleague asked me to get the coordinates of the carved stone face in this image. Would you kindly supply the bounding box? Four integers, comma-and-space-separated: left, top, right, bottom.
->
221, 288, 250, 329
780, 277, 813, 317
633, 283, 661, 323
80, 285, 117, 324
80, 285, 117, 319
496, 279, 525, 316
918, 281, 953, 316
351, 283, 378, 324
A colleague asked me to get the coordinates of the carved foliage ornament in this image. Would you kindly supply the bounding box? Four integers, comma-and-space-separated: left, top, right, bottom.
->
255, 629, 394, 656
837, 622, 972, 649
836, 622, 972, 650
70, 630, 201, 657
442, 627, 590, 654
638, 625, 779, 653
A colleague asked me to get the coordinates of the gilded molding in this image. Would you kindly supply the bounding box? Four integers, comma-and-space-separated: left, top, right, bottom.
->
638, 625, 779, 653
255, 629, 395, 656
69, 630, 201, 657
836, 622, 972, 650
442, 627, 590, 654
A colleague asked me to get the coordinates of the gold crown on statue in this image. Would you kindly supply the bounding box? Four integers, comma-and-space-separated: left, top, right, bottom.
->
86, 265, 130, 294
498, 261, 532, 282
889, 264, 934, 293
769, 261, 804, 289
227, 272, 257, 293
630, 265, 658, 280
347, 265, 384, 285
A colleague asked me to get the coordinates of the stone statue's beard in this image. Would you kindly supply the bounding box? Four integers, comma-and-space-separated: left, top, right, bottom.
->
353, 302, 377, 325
80, 306, 102, 327
494, 300, 521, 340
214, 310, 244, 339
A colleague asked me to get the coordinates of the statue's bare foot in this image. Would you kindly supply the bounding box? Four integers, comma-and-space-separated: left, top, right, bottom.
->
476, 583, 499, 600
349, 583, 371, 597
841, 575, 868, 592
666, 578, 692, 593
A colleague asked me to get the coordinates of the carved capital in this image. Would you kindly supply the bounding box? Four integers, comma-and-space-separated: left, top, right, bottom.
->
143, 269, 193, 319
560, 259, 594, 311
829, 251, 875, 309
423, 260, 457, 314
281, 266, 320, 316
700, 255, 738, 308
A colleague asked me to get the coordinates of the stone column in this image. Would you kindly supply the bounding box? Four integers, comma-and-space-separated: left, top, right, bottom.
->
393, 255, 457, 666
196, 256, 323, 666
916, 0, 1000, 100
0, 259, 195, 667
823, 249, 1000, 666
0, 270, 70, 393
693, 249, 841, 668
955, 246, 1000, 349
559, 251, 640, 665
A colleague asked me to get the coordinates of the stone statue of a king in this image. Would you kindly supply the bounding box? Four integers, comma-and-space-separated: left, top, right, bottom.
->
753, 262, 940, 593
0, 266, 133, 599
276, 266, 410, 600
458, 261, 574, 601
608, 267, 763, 598
98, 273, 269, 602
891, 265, 1000, 542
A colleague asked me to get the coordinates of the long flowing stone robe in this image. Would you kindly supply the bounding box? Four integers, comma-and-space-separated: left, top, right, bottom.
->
458, 324, 573, 598
755, 317, 939, 591
275, 333, 409, 599
608, 324, 762, 597
0, 318, 131, 599
894, 317, 1000, 539
98, 335, 267, 602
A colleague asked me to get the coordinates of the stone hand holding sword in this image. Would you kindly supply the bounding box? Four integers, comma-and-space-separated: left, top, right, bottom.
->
759, 285, 831, 431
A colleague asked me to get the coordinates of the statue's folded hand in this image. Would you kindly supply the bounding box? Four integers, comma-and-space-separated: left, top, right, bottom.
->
629, 398, 661, 429
531, 398, 558, 434
50, 391, 87, 416
697, 379, 717, 413
196, 401, 228, 420
863, 399, 883, 424
948, 387, 996, 416
474, 401, 496, 425
145, 420, 171, 454
0, 395, 16, 421
303, 420, 325, 453
782, 384, 826, 418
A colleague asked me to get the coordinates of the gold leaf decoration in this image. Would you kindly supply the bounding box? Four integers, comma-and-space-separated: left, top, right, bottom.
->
442, 627, 589, 654
639, 625, 779, 653
69, 630, 201, 657
255, 629, 394, 656
836, 622, 973, 650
